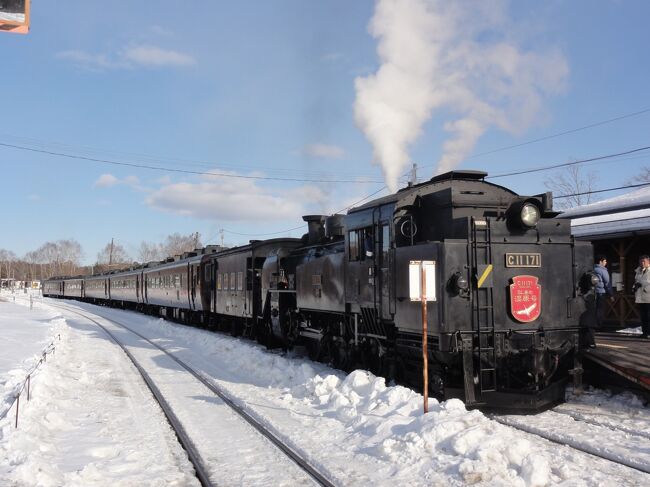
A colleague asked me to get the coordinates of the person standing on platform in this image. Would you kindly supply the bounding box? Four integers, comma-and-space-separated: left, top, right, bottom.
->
634, 255, 650, 338
591, 255, 613, 347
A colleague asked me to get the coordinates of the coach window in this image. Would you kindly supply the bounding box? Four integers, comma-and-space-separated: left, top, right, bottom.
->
230, 272, 236, 290
349, 231, 359, 261
237, 271, 243, 291
362, 228, 374, 260
217, 273, 222, 290
379, 224, 390, 266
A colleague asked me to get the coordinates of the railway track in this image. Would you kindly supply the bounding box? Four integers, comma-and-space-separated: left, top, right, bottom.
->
47, 301, 336, 487
491, 411, 650, 475
550, 405, 650, 441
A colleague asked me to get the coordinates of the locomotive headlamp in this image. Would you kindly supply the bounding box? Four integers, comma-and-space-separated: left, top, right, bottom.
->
450, 272, 469, 294
579, 271, 601, 294
520, 203, 541, 228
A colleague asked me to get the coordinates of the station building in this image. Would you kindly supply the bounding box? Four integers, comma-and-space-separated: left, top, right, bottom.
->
559, 185, 650, 328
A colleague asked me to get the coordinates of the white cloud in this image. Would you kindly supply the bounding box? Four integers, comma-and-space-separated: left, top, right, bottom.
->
146, 171, 330, 222
94, 173, 145, 191
299, 143, 345, 159
122, 45, 195, 67
123, 175, 141, 186
155, 175, 172, 185
94, 174, 120, 187
57, 44, 195, 70
148, 25, 173, 37
56, 50, 124, 70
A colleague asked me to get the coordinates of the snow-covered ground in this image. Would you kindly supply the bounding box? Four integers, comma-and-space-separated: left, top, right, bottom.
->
1, 293, 649, 486
0, 295, 198, 486
618, 326, 642, 335
0, 294, 59, 420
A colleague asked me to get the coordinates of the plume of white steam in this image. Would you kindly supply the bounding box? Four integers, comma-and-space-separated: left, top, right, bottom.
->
354, 0, 568, 192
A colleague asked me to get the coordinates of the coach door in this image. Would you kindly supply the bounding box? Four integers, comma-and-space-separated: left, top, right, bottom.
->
189, 264, 197, 309
377, 222, 394, 320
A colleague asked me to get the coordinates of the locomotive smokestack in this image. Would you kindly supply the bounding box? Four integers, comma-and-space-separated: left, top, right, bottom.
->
302, 215, 326, 245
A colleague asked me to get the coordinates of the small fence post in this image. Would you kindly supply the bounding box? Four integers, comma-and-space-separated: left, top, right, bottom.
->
15, 393, 20, 428
30, 294, 33, 310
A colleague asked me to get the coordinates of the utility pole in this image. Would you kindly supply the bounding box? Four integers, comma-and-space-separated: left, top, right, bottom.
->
109, 238, 114, 267
219, 229, 224, 248
193, 232, 200, 248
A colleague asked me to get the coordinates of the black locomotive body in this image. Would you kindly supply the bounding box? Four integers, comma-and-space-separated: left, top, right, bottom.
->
261, 171, 594, 410
44, 170, 595, 411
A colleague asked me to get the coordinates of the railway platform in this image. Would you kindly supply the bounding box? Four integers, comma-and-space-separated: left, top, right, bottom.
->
583, 333, 650, 393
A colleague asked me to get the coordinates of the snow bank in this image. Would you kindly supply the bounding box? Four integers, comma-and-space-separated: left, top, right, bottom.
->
0, 299, 60, 419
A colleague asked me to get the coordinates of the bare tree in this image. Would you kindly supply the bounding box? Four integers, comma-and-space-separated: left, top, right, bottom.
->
96, 241, 131, 267
138, 241, 164, 263
54, 239, 83, 275
162, 232, 202, 258
0, 249, 18, 279
26, 239, 85, 278
625, 166, 650, 185
544, 165, 598, 210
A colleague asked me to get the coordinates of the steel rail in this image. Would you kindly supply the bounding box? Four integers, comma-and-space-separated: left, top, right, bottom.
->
46, 303, 214, 487
491, 415, 650, 475
49, 301, 337, 487
549, 407, 650, 441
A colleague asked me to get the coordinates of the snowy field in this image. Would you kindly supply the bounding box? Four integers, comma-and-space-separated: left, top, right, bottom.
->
0, 292, 649, 486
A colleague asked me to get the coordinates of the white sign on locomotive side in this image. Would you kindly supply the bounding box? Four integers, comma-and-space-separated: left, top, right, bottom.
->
409, 260, 437, 302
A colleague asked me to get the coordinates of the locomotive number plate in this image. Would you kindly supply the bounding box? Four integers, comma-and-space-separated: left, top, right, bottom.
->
505, 253, 541, 268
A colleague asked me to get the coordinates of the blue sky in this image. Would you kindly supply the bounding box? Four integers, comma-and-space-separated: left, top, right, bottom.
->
1, 0, 649, 264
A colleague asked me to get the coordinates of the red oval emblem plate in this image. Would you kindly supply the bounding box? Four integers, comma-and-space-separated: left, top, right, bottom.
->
509, 275, 541, 323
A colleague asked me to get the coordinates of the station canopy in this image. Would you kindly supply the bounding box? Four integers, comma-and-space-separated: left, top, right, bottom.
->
558, 185, 650, 239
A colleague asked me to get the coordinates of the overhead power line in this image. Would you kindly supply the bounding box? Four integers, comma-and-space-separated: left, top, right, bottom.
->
0, 132, 373, 180
487, 145, 650, 179
0, 141, 383, 185
414, 106, 650, 171
554, 181, 650, 199
468, 107, 650, 160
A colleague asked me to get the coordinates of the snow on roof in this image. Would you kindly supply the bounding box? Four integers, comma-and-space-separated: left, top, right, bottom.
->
559, 184, 650, 219
569, 208, 650, 239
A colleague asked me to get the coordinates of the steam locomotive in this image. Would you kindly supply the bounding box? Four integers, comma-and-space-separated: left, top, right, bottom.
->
44, 170, 596, 411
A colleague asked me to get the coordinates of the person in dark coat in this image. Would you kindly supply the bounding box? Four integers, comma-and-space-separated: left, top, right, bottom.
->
591, 255, 613, 347
634, 255, 650, 338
